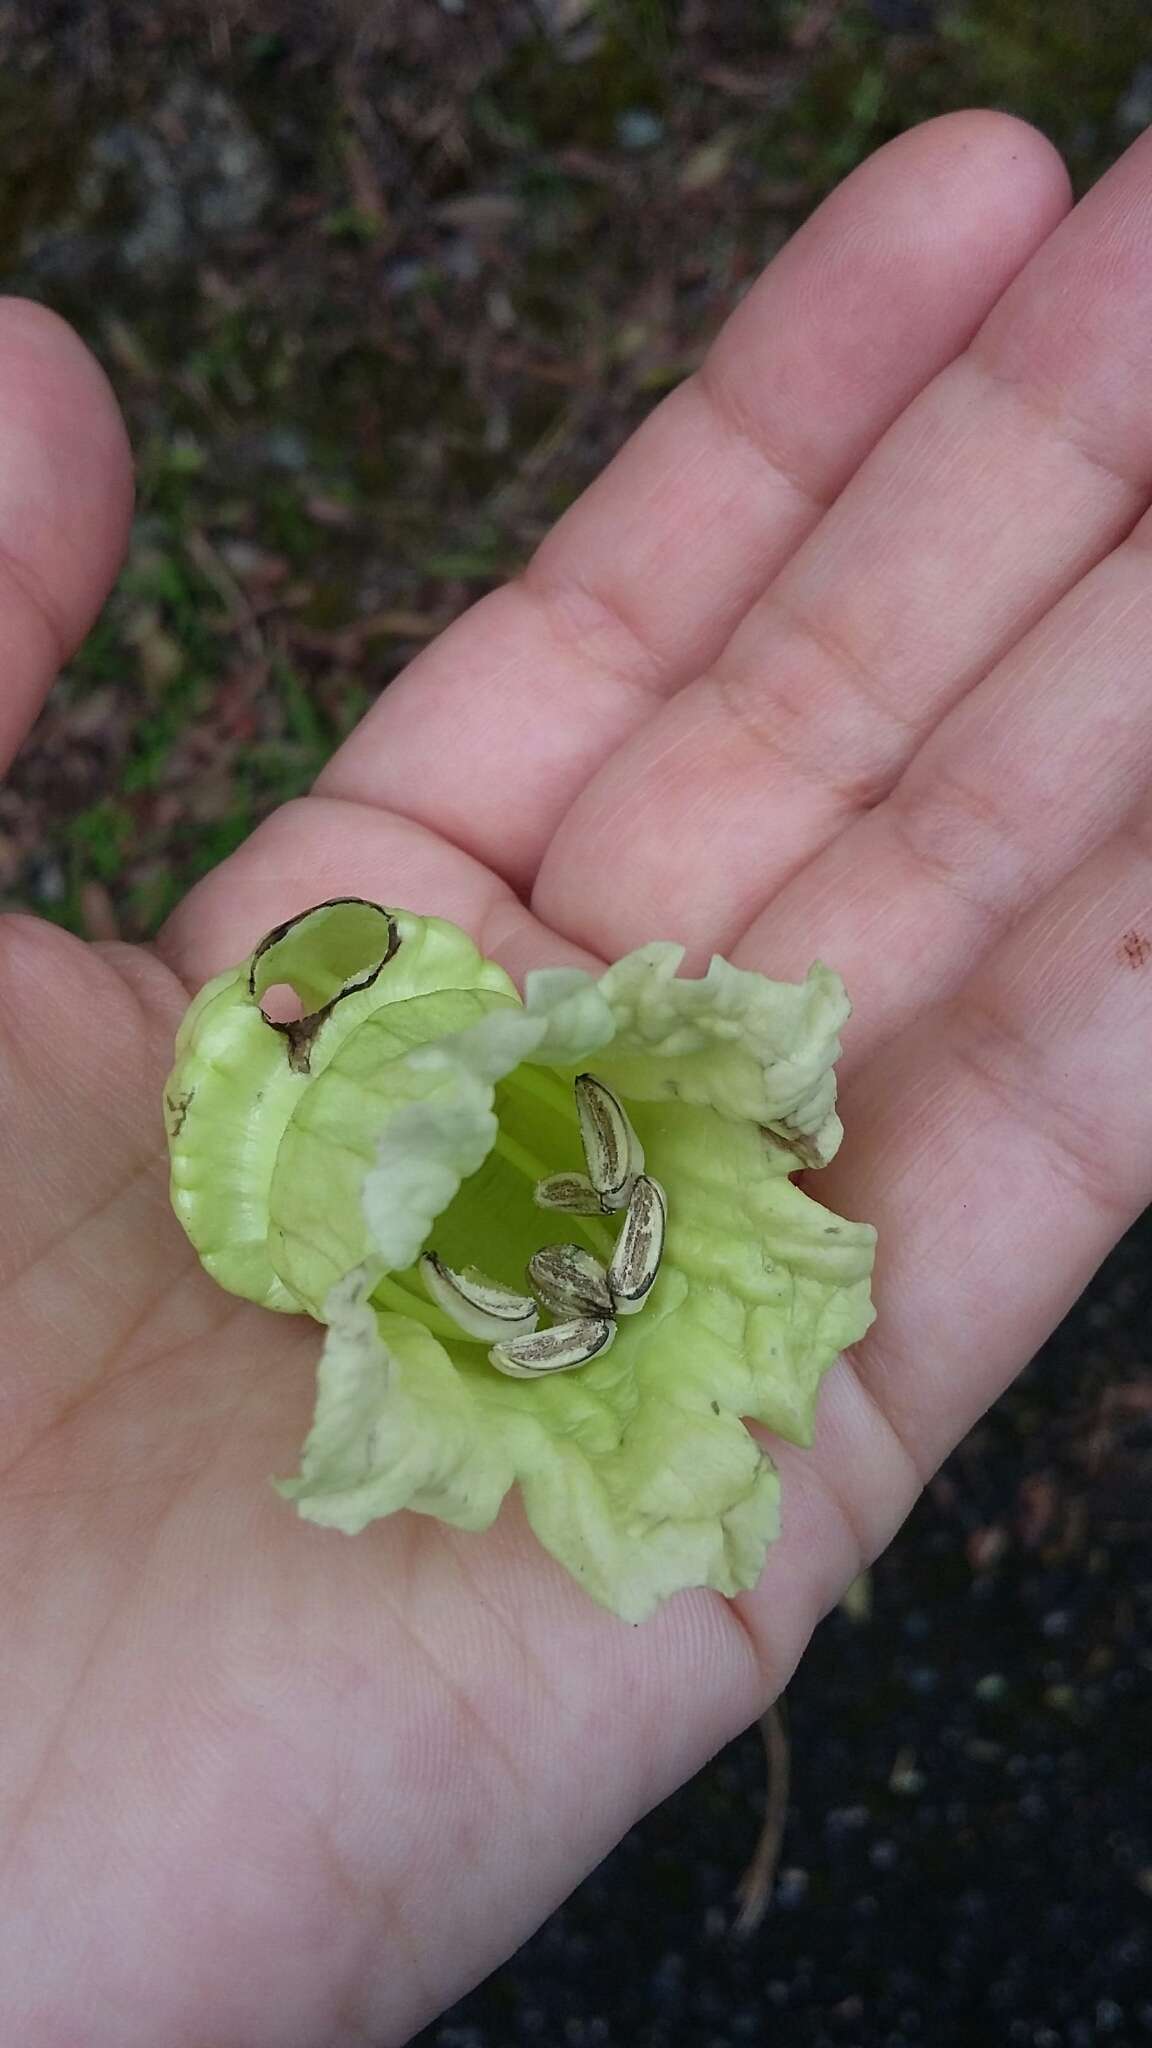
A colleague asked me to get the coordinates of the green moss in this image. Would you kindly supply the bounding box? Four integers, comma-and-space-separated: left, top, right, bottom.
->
781, 0, 1146, 197
0, 75, 90, 271
67, 798, 134, 883
485, 24, 669, 152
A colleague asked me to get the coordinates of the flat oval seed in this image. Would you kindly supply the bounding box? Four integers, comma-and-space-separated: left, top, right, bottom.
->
607, 1174, 666, 1315
534, 1171, 609, 1216
574, 1073, 644, 1212
528, 1243, 613, 1318
421, 1252, 538, 1342
489, 1316, 616, 1377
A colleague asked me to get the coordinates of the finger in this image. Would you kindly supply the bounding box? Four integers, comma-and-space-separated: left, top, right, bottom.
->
815, 807, 1152, 1478
729, 493, 1152, 1059
0, 301, 133, 775
536, 125, 1152, 962
732, 800, 1152, 1672
316, 114, 1069, 892
157, 795, 599, 994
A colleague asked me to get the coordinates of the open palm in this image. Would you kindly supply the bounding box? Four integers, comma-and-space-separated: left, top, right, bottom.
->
3, 113, 1151, 2046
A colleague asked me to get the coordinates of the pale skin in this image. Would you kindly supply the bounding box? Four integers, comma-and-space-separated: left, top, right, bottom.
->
1, 109, 1151, 2044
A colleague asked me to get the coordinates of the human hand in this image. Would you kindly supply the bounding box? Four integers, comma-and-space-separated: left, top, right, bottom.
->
2, 110, 1150, 2046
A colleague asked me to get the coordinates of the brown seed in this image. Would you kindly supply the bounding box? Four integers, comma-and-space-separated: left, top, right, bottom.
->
574, 1072, 644, 1212
534, 1170, 609, 1216
607, 1174, 666, 1315
528, 1243, 613, 1318
421, 1252, 538, 1341
489, 1316, 617, 1377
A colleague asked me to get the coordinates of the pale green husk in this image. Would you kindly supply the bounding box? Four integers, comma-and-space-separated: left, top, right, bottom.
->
166, 900, 876, 1622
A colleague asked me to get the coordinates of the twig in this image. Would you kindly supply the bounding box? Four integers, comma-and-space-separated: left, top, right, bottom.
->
288, 608, 448, 660
183, 528, 266, 665
789, 0, 849, 51
205, 1, 232, 61
731, 1697, 791, 1937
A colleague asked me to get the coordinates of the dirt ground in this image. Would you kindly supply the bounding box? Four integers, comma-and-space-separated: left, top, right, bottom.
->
0, 4, 1149, 2043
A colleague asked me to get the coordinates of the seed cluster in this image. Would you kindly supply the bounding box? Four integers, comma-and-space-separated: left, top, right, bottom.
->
419, 1073, 666, 1378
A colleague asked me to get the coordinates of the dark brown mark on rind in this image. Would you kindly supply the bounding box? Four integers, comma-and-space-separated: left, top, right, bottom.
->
165, 1089, 193, 1136
280, 1017, 325, 1075
248, 898, 401, 1074
762, 1123, 823, 1170
1119, 928, 1150, 970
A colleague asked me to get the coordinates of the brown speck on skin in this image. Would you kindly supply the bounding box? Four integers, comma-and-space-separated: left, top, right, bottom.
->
165, 1089, 193, 1136
1119, 928, 1151, 970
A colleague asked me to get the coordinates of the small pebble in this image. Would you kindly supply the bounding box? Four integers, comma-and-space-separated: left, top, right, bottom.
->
775, 1867, 809, 1907
974, 1672, 1008, 1702
1042, 1609, 1072, 1638
616, 109, 664, 150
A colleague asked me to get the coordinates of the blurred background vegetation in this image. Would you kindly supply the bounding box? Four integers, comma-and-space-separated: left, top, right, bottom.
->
3, 6, 1151, 2045
3, 0, 1152, 937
